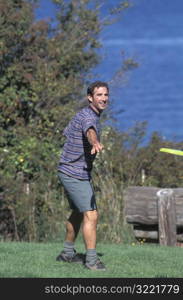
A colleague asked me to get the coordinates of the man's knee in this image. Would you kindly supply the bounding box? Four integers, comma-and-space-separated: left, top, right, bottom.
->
83, 210, 98, 224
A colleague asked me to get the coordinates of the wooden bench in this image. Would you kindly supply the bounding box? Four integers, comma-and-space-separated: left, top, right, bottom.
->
123, 186, 183, 246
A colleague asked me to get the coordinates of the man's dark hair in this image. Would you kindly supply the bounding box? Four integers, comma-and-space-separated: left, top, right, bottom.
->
87, 81, 109, 96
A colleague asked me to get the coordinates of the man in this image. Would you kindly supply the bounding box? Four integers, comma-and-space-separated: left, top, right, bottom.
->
57, 81, 109, 270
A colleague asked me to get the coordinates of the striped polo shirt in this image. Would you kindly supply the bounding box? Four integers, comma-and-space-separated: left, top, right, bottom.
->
58, 106, 101, 180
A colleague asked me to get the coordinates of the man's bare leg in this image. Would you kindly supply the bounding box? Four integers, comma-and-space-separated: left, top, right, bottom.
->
82, 210, 106, 270
57, 210, 83, 260
82, 210, 98, 249
65, 210, 83, 243
82, 210, 99, 266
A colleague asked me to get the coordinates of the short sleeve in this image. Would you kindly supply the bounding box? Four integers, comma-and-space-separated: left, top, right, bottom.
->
81, 118, 97, 137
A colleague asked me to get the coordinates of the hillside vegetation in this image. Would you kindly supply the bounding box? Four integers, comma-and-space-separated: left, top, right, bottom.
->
1, 1, 183, 243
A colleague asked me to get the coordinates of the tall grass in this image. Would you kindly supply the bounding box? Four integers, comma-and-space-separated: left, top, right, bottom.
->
1, 156, 133, 243
93, 170, 130, 243
3, 127, 183, 243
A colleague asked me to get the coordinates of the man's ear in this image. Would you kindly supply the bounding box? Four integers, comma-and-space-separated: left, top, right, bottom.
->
87, 95, 93, 103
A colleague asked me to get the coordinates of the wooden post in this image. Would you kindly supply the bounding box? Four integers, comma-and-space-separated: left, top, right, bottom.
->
157, 189, 177, 246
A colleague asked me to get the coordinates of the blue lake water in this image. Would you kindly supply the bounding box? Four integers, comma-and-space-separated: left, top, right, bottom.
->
37, 0, 183, 144
92, 0, 183, 144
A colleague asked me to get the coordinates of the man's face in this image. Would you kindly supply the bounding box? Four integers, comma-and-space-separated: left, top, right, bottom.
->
88, 86, 109, 113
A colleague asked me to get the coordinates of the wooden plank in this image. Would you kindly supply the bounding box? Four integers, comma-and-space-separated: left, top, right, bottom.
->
134, 229, 158, 241
123, 186, 183, 226
123, 186, 159, 225
134, 229, 183, 242
157, 189, 177, 246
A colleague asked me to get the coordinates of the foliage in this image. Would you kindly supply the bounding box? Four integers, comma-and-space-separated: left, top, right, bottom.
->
0, 0, 132, 241
0, 0, 102, 240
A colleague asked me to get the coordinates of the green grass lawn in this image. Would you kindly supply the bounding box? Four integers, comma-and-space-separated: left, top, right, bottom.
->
0, 241, 183, 278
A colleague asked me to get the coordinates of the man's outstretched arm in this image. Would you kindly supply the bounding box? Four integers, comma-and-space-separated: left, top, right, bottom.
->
86, 127, 104, 155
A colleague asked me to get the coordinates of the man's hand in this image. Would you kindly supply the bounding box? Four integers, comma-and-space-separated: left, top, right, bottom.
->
91, 141, 104, 155
86, 127, 104, 154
